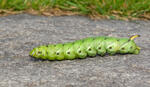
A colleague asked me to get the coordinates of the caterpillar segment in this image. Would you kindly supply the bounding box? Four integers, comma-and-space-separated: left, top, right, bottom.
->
29, 35, 140, 60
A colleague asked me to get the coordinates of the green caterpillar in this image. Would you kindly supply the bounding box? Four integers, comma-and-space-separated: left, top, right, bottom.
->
29, 35, 140, 60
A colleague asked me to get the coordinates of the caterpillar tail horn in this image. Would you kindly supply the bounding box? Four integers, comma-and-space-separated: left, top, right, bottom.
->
130, 35, 141, 54
130, 35, 140, 40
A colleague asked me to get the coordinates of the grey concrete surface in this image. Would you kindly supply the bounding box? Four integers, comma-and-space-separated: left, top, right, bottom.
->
0, 14, 150, 87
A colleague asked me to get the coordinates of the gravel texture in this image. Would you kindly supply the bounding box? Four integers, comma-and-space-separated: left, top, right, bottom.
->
0, 14, 150, 87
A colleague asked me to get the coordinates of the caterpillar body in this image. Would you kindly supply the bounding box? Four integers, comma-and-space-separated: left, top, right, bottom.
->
29, 35, 140, 60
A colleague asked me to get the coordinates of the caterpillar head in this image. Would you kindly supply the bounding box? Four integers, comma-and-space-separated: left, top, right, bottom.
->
119, 35, 140, 54
29, 46, 47, 59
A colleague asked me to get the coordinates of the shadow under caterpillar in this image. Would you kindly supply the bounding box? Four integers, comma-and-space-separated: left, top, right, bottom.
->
29, 35, 140, 60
